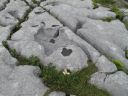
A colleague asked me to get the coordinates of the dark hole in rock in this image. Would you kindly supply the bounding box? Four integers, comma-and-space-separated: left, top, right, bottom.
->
52, 25, 59, 27
35, 11, 44, 14
54, 29, 59, 38
41, 21, 45, 25
5, 16, 10, 19
49, 39, 55, 44
32, 25, 38, 27
76, 22, 82, 29
61, 48, 72, 56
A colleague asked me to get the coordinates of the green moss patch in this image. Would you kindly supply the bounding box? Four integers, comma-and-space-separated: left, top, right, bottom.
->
112, 59, 128, 74
102, 17, 115, 22
92, 0, 115, 8
92, 0, 128, 8
111, 6, 124, 20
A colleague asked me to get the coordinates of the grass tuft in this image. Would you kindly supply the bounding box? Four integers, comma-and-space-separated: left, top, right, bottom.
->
41, 62, 111, 96
112, 59, 124, 69
92, 0, 99, 9
112, 59, 128, 74
2, 41, 110, 96
102, 17, 115, 22
92, 0, 128, 8
2, 41, 41, 66
111, 6, 124, 20
92, 0, 115, 7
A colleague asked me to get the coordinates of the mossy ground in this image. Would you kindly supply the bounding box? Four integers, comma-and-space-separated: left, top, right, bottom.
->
2, 41, 111, 96
93, 0, 128, 8
102, 17, 115, 22
92, 0, 128, 30
93, 0, 115, 8
42, 61, 110, 96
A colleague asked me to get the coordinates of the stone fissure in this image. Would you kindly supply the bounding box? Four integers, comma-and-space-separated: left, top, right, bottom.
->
1, 0, 72, 96
0, 0, 10, 11
7, 0, 44, 40
1, 0, 128, 96
22, 0, 34, 8
7, 8, 32, 40
40, 2, 128, 75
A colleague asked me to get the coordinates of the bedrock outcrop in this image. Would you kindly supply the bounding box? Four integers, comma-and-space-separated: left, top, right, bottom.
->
1, 0, 128, 96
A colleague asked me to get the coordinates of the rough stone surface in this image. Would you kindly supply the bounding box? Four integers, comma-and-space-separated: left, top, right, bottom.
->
1, 0, 128, 96
90, 71, 128, 96
0, 45, 17, 66
88, 7, 116, 20
0, 65, 48, 96
0, 0, 8, 11
0, 0, 29, 43
7, 40, 45, 63
96, 56, 117, 73
62, 27, 100, 63
0, 43, 48, 96
77, 18, 128, 69
45, 44, 88, 71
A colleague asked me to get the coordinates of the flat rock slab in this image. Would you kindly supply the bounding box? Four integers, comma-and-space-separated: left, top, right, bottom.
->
0, 0, 128, 96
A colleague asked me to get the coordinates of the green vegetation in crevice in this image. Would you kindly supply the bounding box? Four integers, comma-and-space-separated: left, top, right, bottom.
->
7, 0, 43, 40
92, 0, 99, 9
2, 41, 41, 66
92, 0, 128, 8
7, 8, 32, 40
125, 49, 128, 59
110, 6, 128, 30
112, 59, 124, 69
111, 6, 124, 21
32, 0, 38, 3
102, 17, 115, 22
31, 0, 40, 5
113, 0, 128, 8
112, 59, 128, 74
92, 0, 128, 29
92, 0, 115, 8
22, 0, 34, 8
2, 41, 111, 96
41, 62, 111, 96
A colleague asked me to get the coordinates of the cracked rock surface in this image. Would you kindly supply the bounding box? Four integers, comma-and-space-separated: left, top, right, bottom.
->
1, 0, 128, 96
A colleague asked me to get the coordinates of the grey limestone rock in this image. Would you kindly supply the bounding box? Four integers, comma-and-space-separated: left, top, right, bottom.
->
40, 0, 93, 9
88, 7, 116, 20
0, 45, 17, 66
45, 44, 88, 72
0, 0, 8, 11
90, 71, 128, 96
0, 65, 48, 96
96, 56, 117, 73
7, 40, 45, 62
1, 0, 128, 96
77, 18, 128, 69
